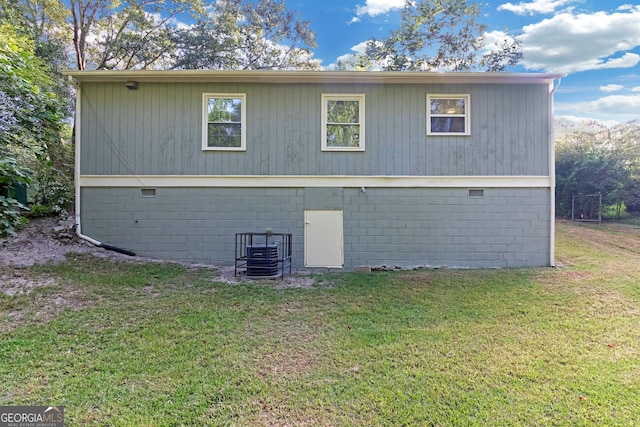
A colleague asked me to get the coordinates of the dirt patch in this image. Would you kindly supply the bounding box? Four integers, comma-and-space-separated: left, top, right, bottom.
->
0, 216, 124, 268
1, 216, 321, 332
0, 270, 57, 296
0, 216, 320, 297
0, 217, 130, 298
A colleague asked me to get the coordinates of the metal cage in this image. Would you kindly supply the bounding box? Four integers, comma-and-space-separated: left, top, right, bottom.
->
234, 232, 292, 278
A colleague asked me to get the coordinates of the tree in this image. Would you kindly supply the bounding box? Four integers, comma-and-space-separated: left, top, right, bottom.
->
355, 0, 521, 72
0, 23, 62, 149
68, 0, 204, 71
479, 33, 523, 72
0, 0, 67, 37
90, 3, 176, 70
608, 121, 640, 213
555, 121, 640, 219
171, 0, 319, 70
0, 23, 69, 227
69, 0, 109, 70
4, 0, 317, 71
0, 0, 71, 111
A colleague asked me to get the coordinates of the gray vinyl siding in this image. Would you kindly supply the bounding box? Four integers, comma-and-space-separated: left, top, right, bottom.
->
80, 82, 550, 177
81, 187, 550, 269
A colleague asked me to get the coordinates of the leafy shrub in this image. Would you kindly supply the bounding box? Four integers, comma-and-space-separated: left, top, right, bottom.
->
0, 195, 28, 237
0, 157, 31, 237
1, 24, 70, 219
26, 203, 53, 218
32, 160, 72, 214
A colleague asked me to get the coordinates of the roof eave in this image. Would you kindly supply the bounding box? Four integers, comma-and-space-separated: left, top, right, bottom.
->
63, 70, 566, 85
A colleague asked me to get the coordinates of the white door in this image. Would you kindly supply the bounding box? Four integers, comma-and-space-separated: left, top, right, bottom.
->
304, 210, 343, 268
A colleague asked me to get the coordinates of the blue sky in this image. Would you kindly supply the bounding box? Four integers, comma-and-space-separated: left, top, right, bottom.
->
282, 0, 640, 124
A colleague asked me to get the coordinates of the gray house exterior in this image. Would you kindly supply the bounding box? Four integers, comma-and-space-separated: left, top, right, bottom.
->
66, 70, 563, 270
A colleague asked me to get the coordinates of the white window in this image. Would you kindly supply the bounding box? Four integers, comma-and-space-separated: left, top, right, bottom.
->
321, 94, 365, 151
427, 94, 470, 136
202, 93, 246, 151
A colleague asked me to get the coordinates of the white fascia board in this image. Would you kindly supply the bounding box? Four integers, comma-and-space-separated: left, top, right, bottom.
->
63, 70, 566, 85
80, 175, 552, 188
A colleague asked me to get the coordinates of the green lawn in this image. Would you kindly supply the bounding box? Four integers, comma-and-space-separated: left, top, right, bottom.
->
2, 221, 640, 426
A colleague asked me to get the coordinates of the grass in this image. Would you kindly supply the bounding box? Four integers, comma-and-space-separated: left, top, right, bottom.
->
2, 220, 640, 426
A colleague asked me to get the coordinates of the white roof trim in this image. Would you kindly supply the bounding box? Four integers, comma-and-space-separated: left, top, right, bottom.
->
80, 175, 552, 188
64, 70, 565, 85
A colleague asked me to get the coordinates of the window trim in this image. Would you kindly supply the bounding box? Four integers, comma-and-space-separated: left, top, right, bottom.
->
321, 93, 365, 152
202, 93, 247, 151
426, 94, 470, 136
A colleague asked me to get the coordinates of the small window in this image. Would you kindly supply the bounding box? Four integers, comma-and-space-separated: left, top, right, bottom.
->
427, 95, 470, 136
202, 93, 246, 151
140, 188, 156, 197
322, 94, 365, 151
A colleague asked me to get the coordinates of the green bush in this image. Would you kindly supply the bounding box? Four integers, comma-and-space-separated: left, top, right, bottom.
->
26, 203, 53, 218
0, 157, 31, 237
0, 195, 28, 236
32, 159, 72, 214
1, 23, 71, 221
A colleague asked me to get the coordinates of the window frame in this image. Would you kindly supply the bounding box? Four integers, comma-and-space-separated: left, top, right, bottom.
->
202, 93, 247, 151
426, 94, 471, 136
321, 93, 366, 152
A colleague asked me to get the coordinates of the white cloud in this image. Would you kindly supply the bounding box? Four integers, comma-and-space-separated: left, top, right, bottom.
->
481, 30, 517, 54
600, 84, 625, 92
632, 86, 640, 92
498, 0, 574, 15
350, 41, 369, 55
328, 40, 396, 71
617, 4, 637, 12
356, 0, 405, 17
556, 94, 640, 123
517, 6, 640, 73
483, 30, 514, 48
334, 41, 368, 65
326, 42, 365, 70
170, 19, 191, 30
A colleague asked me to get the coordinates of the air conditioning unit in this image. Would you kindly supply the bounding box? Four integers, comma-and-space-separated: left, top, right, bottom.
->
246, 244, 278, 277
234, 232, 292, 278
